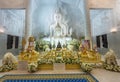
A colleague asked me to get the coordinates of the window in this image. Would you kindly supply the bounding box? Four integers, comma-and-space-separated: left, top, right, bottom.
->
102, 34, 108, 48
96, 34, 108, 48
15, 36, 19, 48
7, 35, 19, 49
7, 35, 13, 49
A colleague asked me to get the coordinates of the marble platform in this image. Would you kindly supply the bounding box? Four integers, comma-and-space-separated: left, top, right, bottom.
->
0, 59, 120, 82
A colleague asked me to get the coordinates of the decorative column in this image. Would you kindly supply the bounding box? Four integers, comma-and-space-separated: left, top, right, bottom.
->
24, 0, 33, 49
83, 0, 93, 50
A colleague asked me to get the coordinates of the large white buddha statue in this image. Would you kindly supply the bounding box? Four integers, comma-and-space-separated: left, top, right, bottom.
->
50, 9, 68, 37
49, 8, 72, 47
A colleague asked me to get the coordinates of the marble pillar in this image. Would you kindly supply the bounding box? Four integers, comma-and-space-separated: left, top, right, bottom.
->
24, 0, 32, 49
83, 0, 93, 50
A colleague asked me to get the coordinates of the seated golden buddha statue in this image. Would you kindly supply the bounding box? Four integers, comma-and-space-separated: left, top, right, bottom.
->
79, 46, 101, 63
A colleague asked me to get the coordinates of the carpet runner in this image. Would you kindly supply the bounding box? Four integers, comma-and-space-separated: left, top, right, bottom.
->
0, 73, 98, 82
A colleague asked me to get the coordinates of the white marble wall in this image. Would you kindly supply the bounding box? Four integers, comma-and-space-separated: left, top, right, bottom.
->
0, 10, 25, 36
0, 34, 22, 58
90, 0, 120, 58
0, 9, 25, 58
113, 0, 120, 29
90, 9, 114, 36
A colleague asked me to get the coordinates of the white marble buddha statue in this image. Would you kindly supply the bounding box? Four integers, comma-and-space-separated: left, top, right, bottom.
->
49, 8, 72, 47
50, 9, 67, 37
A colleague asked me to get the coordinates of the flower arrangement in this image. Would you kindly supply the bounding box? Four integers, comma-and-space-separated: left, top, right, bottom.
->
37, 58, 48, 64
81, 63, 92, 73
0, 52, 17, 72
28, 62, 38, 73
47, 58, 55, 64
55, 57, 64, 63
67, 39, 80, 50
37, 53, 81, 64
35, 39, 50, 52
103, 49, 120, 72
0, 63, 17, 72
64, 58, 72, 64
103, 64, 120, 72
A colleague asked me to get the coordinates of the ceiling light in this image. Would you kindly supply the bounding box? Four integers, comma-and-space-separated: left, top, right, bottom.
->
0, 29, 4, 33
110, 28, 117, 33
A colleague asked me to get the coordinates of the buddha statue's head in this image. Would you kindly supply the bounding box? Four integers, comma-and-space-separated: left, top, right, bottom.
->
28, 36, 35, 42
54, 8, 62, 23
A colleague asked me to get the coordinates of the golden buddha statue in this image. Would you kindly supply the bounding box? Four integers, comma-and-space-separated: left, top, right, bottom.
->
79, 44, 101, 63
18, 36, 39, 63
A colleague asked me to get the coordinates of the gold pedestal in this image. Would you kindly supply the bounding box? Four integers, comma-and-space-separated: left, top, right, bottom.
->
65, 64, 81, 70
38, 64, 81, 70
38, 64, 53, 70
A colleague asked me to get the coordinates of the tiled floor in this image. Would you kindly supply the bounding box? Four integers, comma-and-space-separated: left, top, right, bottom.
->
92, 68, 120, 82
0, 60, 120, 82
